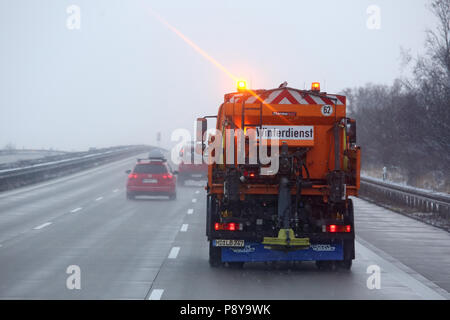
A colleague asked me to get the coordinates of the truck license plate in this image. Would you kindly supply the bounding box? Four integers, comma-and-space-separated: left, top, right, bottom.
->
215, 240, 245, 247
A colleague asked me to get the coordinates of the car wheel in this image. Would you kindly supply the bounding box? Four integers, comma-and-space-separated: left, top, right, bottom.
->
126, 193, 134, 200
169, 193, 176, 200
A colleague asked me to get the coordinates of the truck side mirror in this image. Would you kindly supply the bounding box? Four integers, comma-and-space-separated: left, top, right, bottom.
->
196, 118, 207, 157
197, 118, 207, 144
347, 119, 357, 144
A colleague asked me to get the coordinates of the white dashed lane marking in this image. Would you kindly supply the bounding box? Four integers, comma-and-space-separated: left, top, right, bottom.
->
168, 247, 180, 259
70, 207, 82, 213
95, 197, 103, 201
180, 224, 189, 232
113, 189, 119, 193
192, 198, 197, 203
34, 222, 52, 230
148, 289, 164, 300
187, 209, 194, 215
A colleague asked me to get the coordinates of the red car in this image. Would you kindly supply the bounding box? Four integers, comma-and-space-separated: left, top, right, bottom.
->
177, 142, 207, 186
126, 158, 177, 200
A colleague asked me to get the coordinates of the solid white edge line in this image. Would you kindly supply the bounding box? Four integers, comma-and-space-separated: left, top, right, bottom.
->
187, 209, 194, 215
148, 289, 164, 300
168, 247, 180, 259
180, 224, 189, 232
34, 222, 52, 230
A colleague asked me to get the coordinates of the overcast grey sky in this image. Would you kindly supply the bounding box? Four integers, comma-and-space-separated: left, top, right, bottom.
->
0, 0, 437, 151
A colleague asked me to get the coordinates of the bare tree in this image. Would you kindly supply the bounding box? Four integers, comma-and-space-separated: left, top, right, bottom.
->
426, 0, 450, 80
413, 0, 450, 171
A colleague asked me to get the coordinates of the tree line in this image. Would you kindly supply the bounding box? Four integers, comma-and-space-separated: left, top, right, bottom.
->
343, 0, 449, 190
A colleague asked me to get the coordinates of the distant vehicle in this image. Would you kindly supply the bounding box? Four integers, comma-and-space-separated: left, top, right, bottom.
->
177, 141, 207, 186
148, 148, 166, 160
126, 156, 177, 200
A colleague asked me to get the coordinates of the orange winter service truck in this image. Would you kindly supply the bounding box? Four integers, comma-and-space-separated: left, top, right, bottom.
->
197, 81, 361, 270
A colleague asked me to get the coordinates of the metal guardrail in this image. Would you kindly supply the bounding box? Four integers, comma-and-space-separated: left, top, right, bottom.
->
0, 145, 152, 192
360, 176, 450, 229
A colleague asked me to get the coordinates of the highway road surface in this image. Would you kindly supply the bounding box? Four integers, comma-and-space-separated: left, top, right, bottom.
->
0, 155, 448, 299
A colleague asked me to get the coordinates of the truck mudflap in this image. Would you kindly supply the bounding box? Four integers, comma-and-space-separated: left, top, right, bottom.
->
217, 241, 344, 263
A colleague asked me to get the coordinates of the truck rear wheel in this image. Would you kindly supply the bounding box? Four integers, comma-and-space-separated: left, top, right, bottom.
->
315, 261, 337, 271
339, 259, 352, 270
209, 241, 222, 267
344, 199, 356, 263
316, 260, 352, 270
228, 262, 244, 269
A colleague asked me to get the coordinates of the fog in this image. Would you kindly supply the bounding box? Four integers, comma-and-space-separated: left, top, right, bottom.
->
0, 0, 436, 151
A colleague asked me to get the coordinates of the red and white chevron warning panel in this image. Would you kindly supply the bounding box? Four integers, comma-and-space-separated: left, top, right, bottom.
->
225, 88, 346, 106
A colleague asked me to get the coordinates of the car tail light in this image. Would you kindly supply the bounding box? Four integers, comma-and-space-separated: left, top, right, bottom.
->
214, 222, 242, 231
128, 173, 138, 179
326, 225, 351, 233
162, 174, 173, 179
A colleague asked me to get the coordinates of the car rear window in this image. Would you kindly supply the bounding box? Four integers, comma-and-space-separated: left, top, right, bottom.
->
133, 163, 168, 174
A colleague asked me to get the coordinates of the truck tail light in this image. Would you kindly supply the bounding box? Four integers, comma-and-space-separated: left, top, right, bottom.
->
326, 225, 351, 233
214, 222, 242, 231
243, 169, 258, 179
